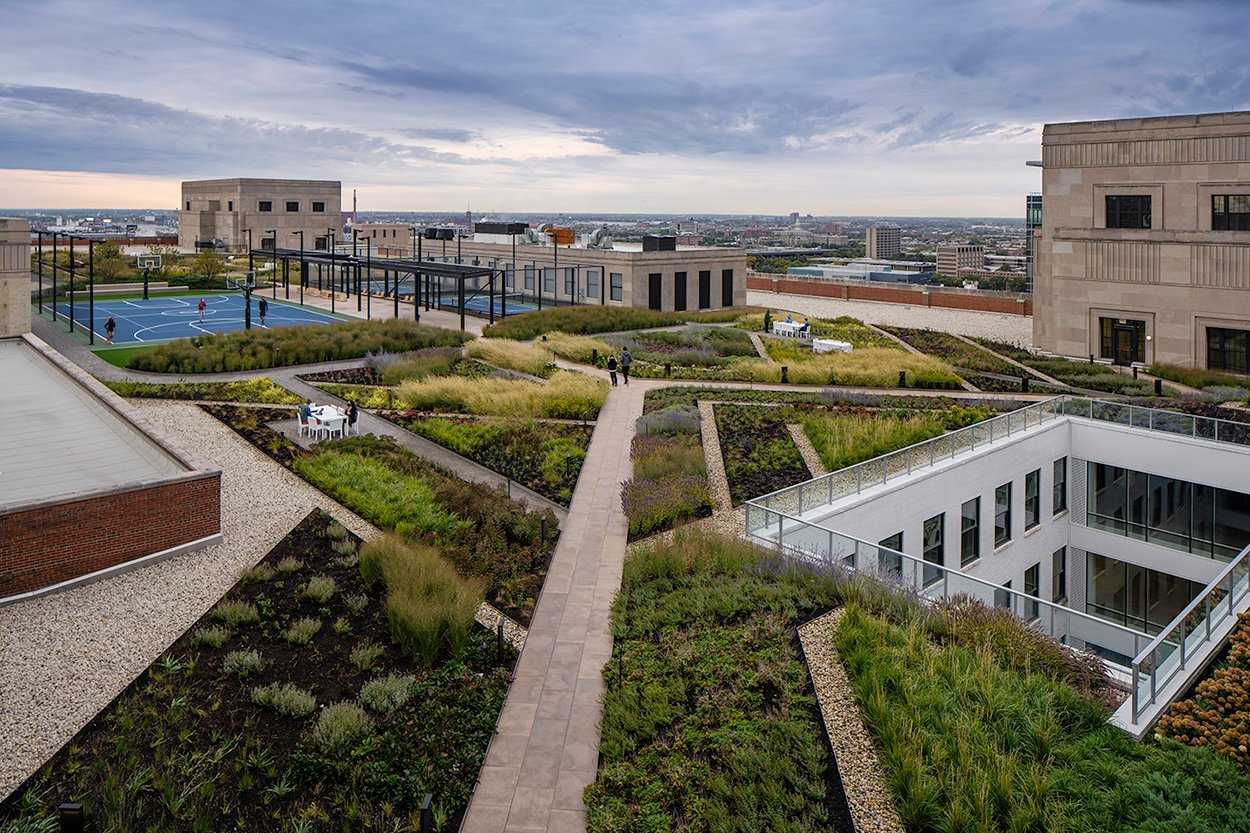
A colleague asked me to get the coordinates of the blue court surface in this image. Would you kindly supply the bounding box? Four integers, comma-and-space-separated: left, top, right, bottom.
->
54, 294, 345, 344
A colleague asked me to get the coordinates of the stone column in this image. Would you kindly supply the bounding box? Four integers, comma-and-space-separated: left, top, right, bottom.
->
0, 218, 31, 337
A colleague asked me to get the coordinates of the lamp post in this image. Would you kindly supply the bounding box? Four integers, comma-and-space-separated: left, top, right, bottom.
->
352, 229, 361, 311
265, 229, 277, 299
292, 230, 305, 305
328, 228, 337, 314
406, 226, 418, 319
365, 236, 371, 319
87, 239, 94, 345
243, 228, 253, 282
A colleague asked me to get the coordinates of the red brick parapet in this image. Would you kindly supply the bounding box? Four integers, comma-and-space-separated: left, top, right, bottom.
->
746, 273, 1032, 316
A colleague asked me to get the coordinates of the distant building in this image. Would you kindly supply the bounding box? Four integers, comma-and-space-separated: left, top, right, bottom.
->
787, 258, 934, 284
1025, 193, 1042, 293
936, 244, 985, 276
865, 225, 902, 259
1036, 111, 1250, 369
351, 222, 413, 257
178, 178, 343, 254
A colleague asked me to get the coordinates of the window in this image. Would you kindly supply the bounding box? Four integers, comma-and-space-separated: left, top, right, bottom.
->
1099, 317, 1146, 364
371, 229, 377, 238
674, 271, 687, 311
1105, 195, 1151, 229
879, 532, 903, 576
648, 273, 662, 310
994, 482, 1012, 546
1052, 547, 1067, 604
185, 201, 191, 210
542, 268, 556, 294
260, 237, 275, 250
1025, 469, 1041, 530
922, 513, 944, 588
1207, 327, 1249, 374
523, 265, 535, 290
564, 268, 575, 297
995, 580, 1012, 611
227, 200, 233, 211
721, 268, 734, 308
1053, 458, 1067, 515
698, 270, 711, 309
258, 200, 273, 212
960, 498, 980, 566
1086, 552, 1204, 634
208, 200, 221, 211
1024, 563, 1040, 620
587, 268, 601, 299
314, 236, 327, 251
312, 201, 325, 213
285, 201, 299, 212
1212, 195, 1250, 231
610, 272, 623, 301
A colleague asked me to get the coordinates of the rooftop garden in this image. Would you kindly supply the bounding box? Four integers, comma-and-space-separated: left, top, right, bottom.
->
104, 378, 303, 405
124, 319, 469, 374
622, 403, 712, 540
971, 337, 1164, 397
481, 305, 761, 341
1148, 362, 1250, 403
0, 510, 515, 832
878, 326, 1021, 376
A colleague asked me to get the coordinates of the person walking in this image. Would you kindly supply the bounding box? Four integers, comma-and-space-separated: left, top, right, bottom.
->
258, 296, 269, 326
606, 353, 619, 387
620, 347, 632, 385
104, 316, 116, 344
197, 297, 207, 321
347, 401, 359, 435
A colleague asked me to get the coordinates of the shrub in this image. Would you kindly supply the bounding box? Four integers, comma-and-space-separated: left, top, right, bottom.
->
309, 702, 373, 755
394, 369, 607, 420
126, 319, 469, 374
190, 625, 231, 648
465, 338, 556, 377
540, 332, 615, 366
1151, 362, 1250, 391
222, 650, 264, 678
302, 576, 337, 604
212, 600, 259, 627
345, 594, 370, 615
332, 616, 351, 634
283, 617, 322, 645
800, 410, 948, 471
332, 538, 358, 556
634, 404, 701, 436
371, 346, 463, 385
621, 433, 712, 539
359, 535, 484, 665
276, 557, 303, 573
252, 682, 317, 717
104, 378, 303, 404
483, 305, 761, 340
349, 640, 385, 671
359, 674, 417, 713
325, 520, 349, 541
240, 564, 276, 583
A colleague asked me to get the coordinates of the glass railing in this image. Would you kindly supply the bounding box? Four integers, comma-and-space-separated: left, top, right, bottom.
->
1129, 543, 1250, 723
745, 503, 1154, 667
1056, 397, 1250, 447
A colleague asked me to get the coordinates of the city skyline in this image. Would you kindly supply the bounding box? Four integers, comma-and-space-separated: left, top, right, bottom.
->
3, 0, 1249, 213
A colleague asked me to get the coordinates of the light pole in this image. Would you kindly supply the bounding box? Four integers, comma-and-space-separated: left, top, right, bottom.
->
243, 228, 253, 284
352, 229, 361, 312
407, 225, 418, 320
292, 230, 305, 305
265, 229, 277, 299
328, 228, 337, 314
365, 236, 372, 319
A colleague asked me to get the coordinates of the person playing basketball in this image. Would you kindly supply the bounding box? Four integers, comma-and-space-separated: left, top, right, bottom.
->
104, 316, 116, 344
197, 297, 207, 321
259, 296, 268, 326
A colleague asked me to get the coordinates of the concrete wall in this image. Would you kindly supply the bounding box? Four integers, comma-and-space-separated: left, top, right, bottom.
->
0, 218, 31, 337
748, 272, 1033, 316
178, 178, 343, 253
1036, 111, 1250, 366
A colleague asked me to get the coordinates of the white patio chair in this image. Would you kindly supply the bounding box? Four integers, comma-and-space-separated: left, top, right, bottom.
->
297, 411, 314, 438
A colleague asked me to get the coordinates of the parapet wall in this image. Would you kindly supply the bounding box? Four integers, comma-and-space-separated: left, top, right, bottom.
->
747, 272, 1033, 316
0, 218, 31, 337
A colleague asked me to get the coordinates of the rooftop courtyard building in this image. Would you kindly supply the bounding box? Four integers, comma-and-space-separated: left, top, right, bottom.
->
1035, 111, 1250, 370
178, 178, 344, 254
745, 396, 1250, 738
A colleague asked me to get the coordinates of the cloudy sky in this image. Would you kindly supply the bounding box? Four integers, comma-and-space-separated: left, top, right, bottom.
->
1, 0, 1247, 215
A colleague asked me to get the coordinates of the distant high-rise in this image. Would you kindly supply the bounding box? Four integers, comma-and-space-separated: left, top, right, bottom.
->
936, 243, 984, 277
1025, 193, 1042, 293
865, 225, 902, 259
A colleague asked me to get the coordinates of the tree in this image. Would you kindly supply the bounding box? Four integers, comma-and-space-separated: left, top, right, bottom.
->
146, 244, 180, 278
192, 250, 227, 283
92, 239, 129, 280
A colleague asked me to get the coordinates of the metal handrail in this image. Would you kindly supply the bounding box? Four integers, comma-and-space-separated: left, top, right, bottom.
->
1129, 542, 1250, 721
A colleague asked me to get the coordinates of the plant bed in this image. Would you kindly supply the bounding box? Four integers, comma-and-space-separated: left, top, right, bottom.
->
125, 319, 469, 374
799, 404, 993, 472
971, 337, 1166, 397
715, 403, 811, 504
1149, 362, 1250, 393
740, 314, 901, 350
382, 413, 591, 505
299, 366, 382, 385
0, 510, 515, 832
202, 406, 557, 625
879, 326, 1019, 375
959, 372, 1067, 394
622, 404, 712, 539
481, 305, 764, 341
601, 325, 758, 368
103, 378, 304, 404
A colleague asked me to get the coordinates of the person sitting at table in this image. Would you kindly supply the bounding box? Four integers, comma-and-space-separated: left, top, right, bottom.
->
298, 401, 312, 421
799, 321, 810, 335
785, 313, 794, 324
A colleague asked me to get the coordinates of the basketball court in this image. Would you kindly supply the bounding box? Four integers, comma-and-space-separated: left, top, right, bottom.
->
53, 293, 344, 345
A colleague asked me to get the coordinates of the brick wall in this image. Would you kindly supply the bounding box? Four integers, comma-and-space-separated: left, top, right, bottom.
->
0, 473, 221, 598
747, 274, 1033, 316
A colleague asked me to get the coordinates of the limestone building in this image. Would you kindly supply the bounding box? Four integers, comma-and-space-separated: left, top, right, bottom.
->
178, 179, 343, 254
0, 218, 31, 337
936, 243, 985, 277
1035, 112, 1250, 370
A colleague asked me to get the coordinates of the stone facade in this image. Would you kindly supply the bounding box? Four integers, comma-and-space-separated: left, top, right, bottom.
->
0, 218, 31, 338
865, 225, 902, 259
178, 178, 343, 254
936, 243, 984, 276
1035, 111, 1250, 368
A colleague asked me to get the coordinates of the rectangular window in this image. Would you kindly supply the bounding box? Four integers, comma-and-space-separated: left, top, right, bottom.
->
1207, 327, 1250, 374
960, 497, 980, 566
995, 482, 1012, 547
1086, 552, 1203, 634
314, 236, 327, 251
587, 268, 601, 299
1025, 469, 1041, 530
610, 272, 623, 301
994, 580, 1012, 611
185, 201, 191, 210
648, 273, 662, 311
721, 268, 734, 308
542, 268, 556, 294
565, 268, 575, 298
260, 237, 275, 250
674, 271, 687, 311
1053, 458, 1067, 515
879, 532, 903, 577
1212, 194, 1250, 231
258, 200, 272, 212
312, 201, 325, 213
1105, 195, 1151, 229
227, 200, 233, 211
208, 199, 221, 211
922, 513, 944, 588
1024, 563, 1040, 620
698, 270, 711, 309
1052, 547, 1067, 604
524, 264, 535, 290
371, 229, 377, 238
286, 200, 299, 212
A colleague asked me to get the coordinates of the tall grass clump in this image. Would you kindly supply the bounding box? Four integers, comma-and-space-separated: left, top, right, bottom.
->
395, 369, 606, 420
104, 378, 303, 404
127, 319, 468, 373
309, 702, 373, 755
757, 346, 961, 388
252, 682, 317, 717
368, 346, 463, 385
483, 305, 760, 340
799, 411, 947, 471
621, 406, 712, 539
539, 332, 616, 365
359, 674, 417, 713
211, 600, 259, 627
359, 535, 484, 665
465, 339, 556, 377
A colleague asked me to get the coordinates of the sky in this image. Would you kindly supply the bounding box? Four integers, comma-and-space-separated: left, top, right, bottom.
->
1, 0, 1248, 216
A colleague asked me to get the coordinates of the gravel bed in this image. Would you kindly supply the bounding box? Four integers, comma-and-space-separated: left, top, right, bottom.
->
788, 422, 828, 476
474, 601, 527, 652
0, 399, 380, 801
750, 290, 1032, 344
698, 399, 733, 513
798, 608, 906, 833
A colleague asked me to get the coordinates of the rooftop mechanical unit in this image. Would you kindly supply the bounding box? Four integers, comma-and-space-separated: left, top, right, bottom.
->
643, 235, 677, 252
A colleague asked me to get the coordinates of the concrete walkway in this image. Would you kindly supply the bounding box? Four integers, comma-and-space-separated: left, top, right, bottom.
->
462, 381, 644, 833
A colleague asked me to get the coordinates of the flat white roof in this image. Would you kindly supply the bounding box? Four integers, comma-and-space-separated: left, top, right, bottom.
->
0, 340, 185, 507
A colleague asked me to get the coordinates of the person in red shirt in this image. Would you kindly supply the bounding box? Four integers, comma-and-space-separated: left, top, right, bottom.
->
197, 297, 207, 321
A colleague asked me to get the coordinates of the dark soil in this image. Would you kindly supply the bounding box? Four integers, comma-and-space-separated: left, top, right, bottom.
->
299, 366, 381, 385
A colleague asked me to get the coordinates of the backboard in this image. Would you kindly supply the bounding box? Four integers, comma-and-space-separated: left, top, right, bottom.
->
136, 254, 162, 269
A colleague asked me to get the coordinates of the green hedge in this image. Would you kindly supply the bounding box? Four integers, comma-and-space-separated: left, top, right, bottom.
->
482, 305, 762, 340
126, 319, 469, 373
105, 378, 303, 404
